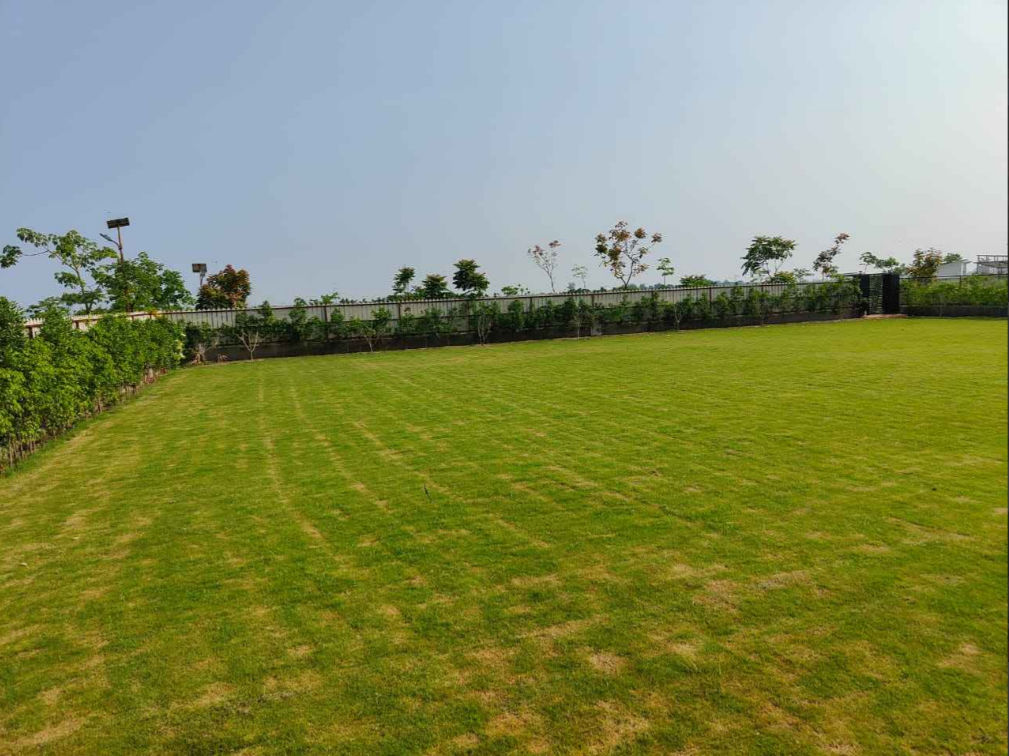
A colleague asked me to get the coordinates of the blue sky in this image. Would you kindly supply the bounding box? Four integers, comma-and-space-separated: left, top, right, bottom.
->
1, 0, 1006, 306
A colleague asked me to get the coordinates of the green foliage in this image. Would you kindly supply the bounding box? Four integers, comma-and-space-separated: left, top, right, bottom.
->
93, 252, 194, 312
2, 228, 117, 314
309, 292, 340, 305
288, 298, 310, 343
570, 265, 589, 290
905, 248, 945, 280
418, 308, 453, 341
812, 232, 849, 278
743, 236, 796, 280
680, 274, 716, 288
903, 275, 1008, 309
392, 267, 415, 298
452, 259, 489, 297
417, 274, 451, 299
501, 299, 526, 332
860, 252, 903, 274
196, 265, 251, 309
656, 257, 675, 285
0, 299, 182, 468
348, 308, 393, 351
500, 284, 530, 296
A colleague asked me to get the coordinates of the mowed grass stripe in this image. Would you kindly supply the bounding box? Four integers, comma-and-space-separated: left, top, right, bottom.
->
1, 318, 1006, 754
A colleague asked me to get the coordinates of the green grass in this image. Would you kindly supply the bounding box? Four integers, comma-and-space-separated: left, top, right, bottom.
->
1, 318, 1006, 754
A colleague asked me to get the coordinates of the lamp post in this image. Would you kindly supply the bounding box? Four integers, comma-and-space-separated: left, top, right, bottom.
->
100, 217, 130, 263
192, 263, 208, 289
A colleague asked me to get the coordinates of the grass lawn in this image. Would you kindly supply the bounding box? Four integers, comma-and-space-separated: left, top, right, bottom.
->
1, 318, 1006, 754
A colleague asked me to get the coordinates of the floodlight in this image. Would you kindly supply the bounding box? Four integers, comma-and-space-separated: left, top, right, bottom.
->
106, 217, 130, 229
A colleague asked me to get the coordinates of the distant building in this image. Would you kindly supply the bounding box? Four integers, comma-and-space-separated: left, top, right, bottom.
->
937, 259, 971, 278
976, 255, 1008, 275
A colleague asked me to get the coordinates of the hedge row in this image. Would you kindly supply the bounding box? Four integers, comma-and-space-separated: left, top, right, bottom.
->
902, 275, 1008, 308
0, 299, 183, 470
186, 279, 862, 355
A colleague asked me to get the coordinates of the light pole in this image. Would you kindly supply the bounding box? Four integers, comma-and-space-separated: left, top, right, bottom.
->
192, 263, 207, 290
100, 217, 130, 263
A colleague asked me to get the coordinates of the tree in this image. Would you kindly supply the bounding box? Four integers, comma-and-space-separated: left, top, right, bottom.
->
93, 252, 193, 312
500, 284, 530, 296
859, 252, 903, 274
349, 308, 392, 352
527, 241, 561, 292
656, 257, 675, 286
812, 232, 850, 278
230, 312, 263, 359
742, 236, 796, 280
309, 291, 340, 305
768, 271, 799, 284
942, 252, 965, 263
417, 273, 451, 299
452, 259, 489, 297
196, 265, 251, 309
392, 267, 415, 298
571, 265, 589, 290
2, 228, 116, 314
594, 221, 662, 289
680, 274, 715, 287
905, 248, 944, 279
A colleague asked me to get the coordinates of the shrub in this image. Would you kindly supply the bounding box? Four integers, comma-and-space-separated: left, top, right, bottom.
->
0, 300, 183, 470
903, 276, 1007, 310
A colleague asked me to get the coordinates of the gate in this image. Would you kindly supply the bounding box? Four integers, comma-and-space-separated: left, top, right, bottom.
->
858, 274, 901, 315
881, 273, 900, 314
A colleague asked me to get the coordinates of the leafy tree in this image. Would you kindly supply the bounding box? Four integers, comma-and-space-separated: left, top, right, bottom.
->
196, 265, 251, 309
656, 257, 675, 286
229, 312, 264, 359
527, 241, 561, 292
417, 273, 451, 299
680, 274, 715, 288
859, 252, 903, 273
26, 297, 70, 318
392, 267, 416, 297
905, 248, 944, 279
594, 221, 663, 289
349, 308, 392, 352
93, 252, 193, 312
500, 284, 530, 296
2, 228, 116, 314
942, 252, 965, 263
742, 236, 796, 280
812, 233, 849, 278
452, 259, 489, 297
571, 264, 589, 290
288, 298, 310, 342
309, 291, 340, 305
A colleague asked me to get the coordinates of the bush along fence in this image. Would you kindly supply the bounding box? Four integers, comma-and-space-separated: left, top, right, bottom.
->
166, 278, 864, 361
1, 299, 183, 471
900, 275, 1008, 317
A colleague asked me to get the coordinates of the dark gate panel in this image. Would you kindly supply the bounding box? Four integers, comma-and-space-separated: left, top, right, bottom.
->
858, 274, 882, 314
857, 274, 900, 315
881, 274, 900, 314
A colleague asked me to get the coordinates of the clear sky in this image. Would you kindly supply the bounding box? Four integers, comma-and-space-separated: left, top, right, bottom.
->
1, 0, 1006, 306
